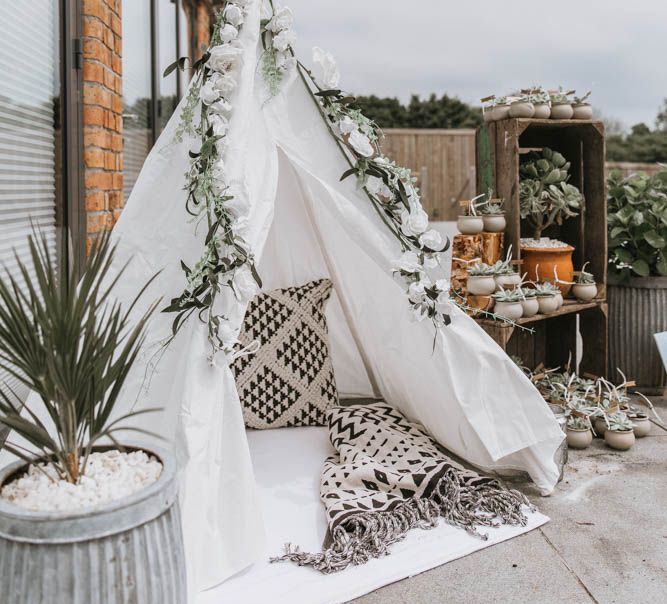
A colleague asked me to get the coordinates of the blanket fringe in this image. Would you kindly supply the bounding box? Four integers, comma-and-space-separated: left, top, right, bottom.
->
271, 468, 534, 574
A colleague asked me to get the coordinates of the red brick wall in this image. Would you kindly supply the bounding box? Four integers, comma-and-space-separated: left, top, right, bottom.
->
82, 0, 123, 251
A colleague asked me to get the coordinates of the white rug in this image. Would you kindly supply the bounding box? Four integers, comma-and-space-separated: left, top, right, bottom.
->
198, 426, 548, 604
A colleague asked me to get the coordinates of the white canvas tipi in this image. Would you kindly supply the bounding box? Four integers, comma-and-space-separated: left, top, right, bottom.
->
103, 0, 564, 597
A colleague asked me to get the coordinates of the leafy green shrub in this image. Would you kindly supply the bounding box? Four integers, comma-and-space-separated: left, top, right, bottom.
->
607, 169, 667, 279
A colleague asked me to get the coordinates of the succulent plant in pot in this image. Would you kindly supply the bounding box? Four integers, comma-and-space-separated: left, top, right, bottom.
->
518, 286, 539, 317
572, 91, 593, 120
457, 193, 485, 235
529, 88, 551, 119
467, 262, 497, 296
572, 262, 598, 301
628, 412, 651, 438
478, 193, 507, 233
509, 94, 535, 119
549, 88, 574, 120
491, 287, 524, 320
490, 96, 511, 121
565, 415, 592, 449
519, 147, 584, 294
534, 281, 560, 314
604, 412, 636, 450
0, 232, 186, 603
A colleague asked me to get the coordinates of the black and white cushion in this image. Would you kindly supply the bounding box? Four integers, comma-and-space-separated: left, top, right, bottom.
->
231, 279, 339, 429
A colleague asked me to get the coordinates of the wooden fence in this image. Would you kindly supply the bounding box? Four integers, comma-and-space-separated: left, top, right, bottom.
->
382, 129, 665, 221
381, 129, 477, 221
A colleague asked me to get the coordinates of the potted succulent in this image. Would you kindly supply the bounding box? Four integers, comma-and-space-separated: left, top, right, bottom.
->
572, 91, 593, 120
572, 262, 598, 301
0, 233, 186, 603
457, 194, 485, 235
509, 95, 535, 118
530, 88, 551, 119
534, 281, 560, 314
518, 286, 539, 317
604, 412, 636, 450
629, 412, 651, 438
493, 259, 522, 290
490, 96, 511, 121
519, 147, 584, 293
467, 262, 497, 296
491, 288, 524, 320
549, 88, 574, 120
608, 168, 667, 391
566, 416, 592, 449
479, 196, 507, 233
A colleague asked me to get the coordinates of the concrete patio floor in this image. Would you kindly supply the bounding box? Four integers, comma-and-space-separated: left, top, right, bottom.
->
354, 398, 667, 604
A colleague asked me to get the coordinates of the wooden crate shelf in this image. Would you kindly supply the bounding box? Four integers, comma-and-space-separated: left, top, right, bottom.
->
475, 117, 608, 376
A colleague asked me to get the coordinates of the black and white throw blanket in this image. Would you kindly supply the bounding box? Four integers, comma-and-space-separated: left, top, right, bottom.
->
273, 402, 534, 573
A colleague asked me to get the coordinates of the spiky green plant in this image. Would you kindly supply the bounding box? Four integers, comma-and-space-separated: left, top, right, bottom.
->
0, 231, 159, 483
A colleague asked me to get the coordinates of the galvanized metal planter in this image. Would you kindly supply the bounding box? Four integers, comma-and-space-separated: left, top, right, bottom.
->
0, 444, 186, 604
608, 275, 667, 392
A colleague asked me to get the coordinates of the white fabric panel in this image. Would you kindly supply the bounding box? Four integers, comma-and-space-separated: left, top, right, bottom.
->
201, 426, 549, 604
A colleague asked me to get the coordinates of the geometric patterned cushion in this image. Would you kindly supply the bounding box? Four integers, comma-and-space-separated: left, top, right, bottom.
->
231, 279, 339, 429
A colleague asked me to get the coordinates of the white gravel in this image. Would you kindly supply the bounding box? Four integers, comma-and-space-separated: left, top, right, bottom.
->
0, 450, 162, 512
520, 237, 570, 249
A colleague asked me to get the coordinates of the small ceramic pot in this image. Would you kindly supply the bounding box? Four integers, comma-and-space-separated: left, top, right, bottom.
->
631, 415, 651, 437
467, 275, 497, 296
520, 297, 539, 317
483, 107, 494, 122
457, 215, 484, 235
495, 273, 522, 290
493, 301, 523, 321
566, 427, 592, 449
604, 429, 635, 450
554, 291, 564, 309
509, 101, 535, 118
572, 103, 593, 120
533, 103, 551, 119
537, 294, 558, 314
491, 105, 511, 121
594, 417, 608, 436
572, 282, 597, 301
550, 103, 574, 120
482, 214, 506, 233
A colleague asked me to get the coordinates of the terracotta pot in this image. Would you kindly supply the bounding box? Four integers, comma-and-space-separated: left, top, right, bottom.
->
467, 295, 494, 312
494, 273, 522, 291
594, 417, 608, 436
509, 101, 535, 118
467, 275, 496, 296
604, 429, 635, 450
520, 297, 539, 317
572, 103, 593, 120
491, 105, 511, 121
533, 103, 551, 119
482, 214, 506, 233
457, 215, 484, 235
537, 294, 558, 314
521, 245, 575, 295
493, 301, 523, 320
566, 427, 592, 449
572, 282, 597, 301
550, 103, 574, 120
631, 416, 651, 437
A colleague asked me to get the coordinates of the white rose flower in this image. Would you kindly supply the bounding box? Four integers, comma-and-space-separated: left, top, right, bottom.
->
200, 80, 220, 105
338, 116, 357, 135
408, 276, 431, 303
394, 251, 423, 274
232, 266, 258, 303
219, 23, 239, 43
400, 207, 429, 237
272, 29, 296, 52
223, 4, 244, 26
348, 130, 374, 157
419, 229, 443, 250
209, 98, 232, 115
208, 45, 243, 73
423, 254, 439, 269
312, 46, 340, 90
211, 73, 237, 95
435, 278, 450, 295
267, 6, 294, 32
365, 175, 393, 202
274, 50, 296, 71
209, 113, 229, 137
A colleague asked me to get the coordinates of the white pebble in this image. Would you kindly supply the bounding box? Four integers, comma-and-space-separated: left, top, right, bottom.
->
0, 451, 163, 512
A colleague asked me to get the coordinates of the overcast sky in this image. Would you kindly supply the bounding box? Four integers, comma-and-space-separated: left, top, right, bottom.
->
287, 0, 667, 130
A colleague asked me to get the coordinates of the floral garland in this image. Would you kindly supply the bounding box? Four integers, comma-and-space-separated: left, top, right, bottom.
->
163, 0, 261, 358
259, 4, 296, 96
